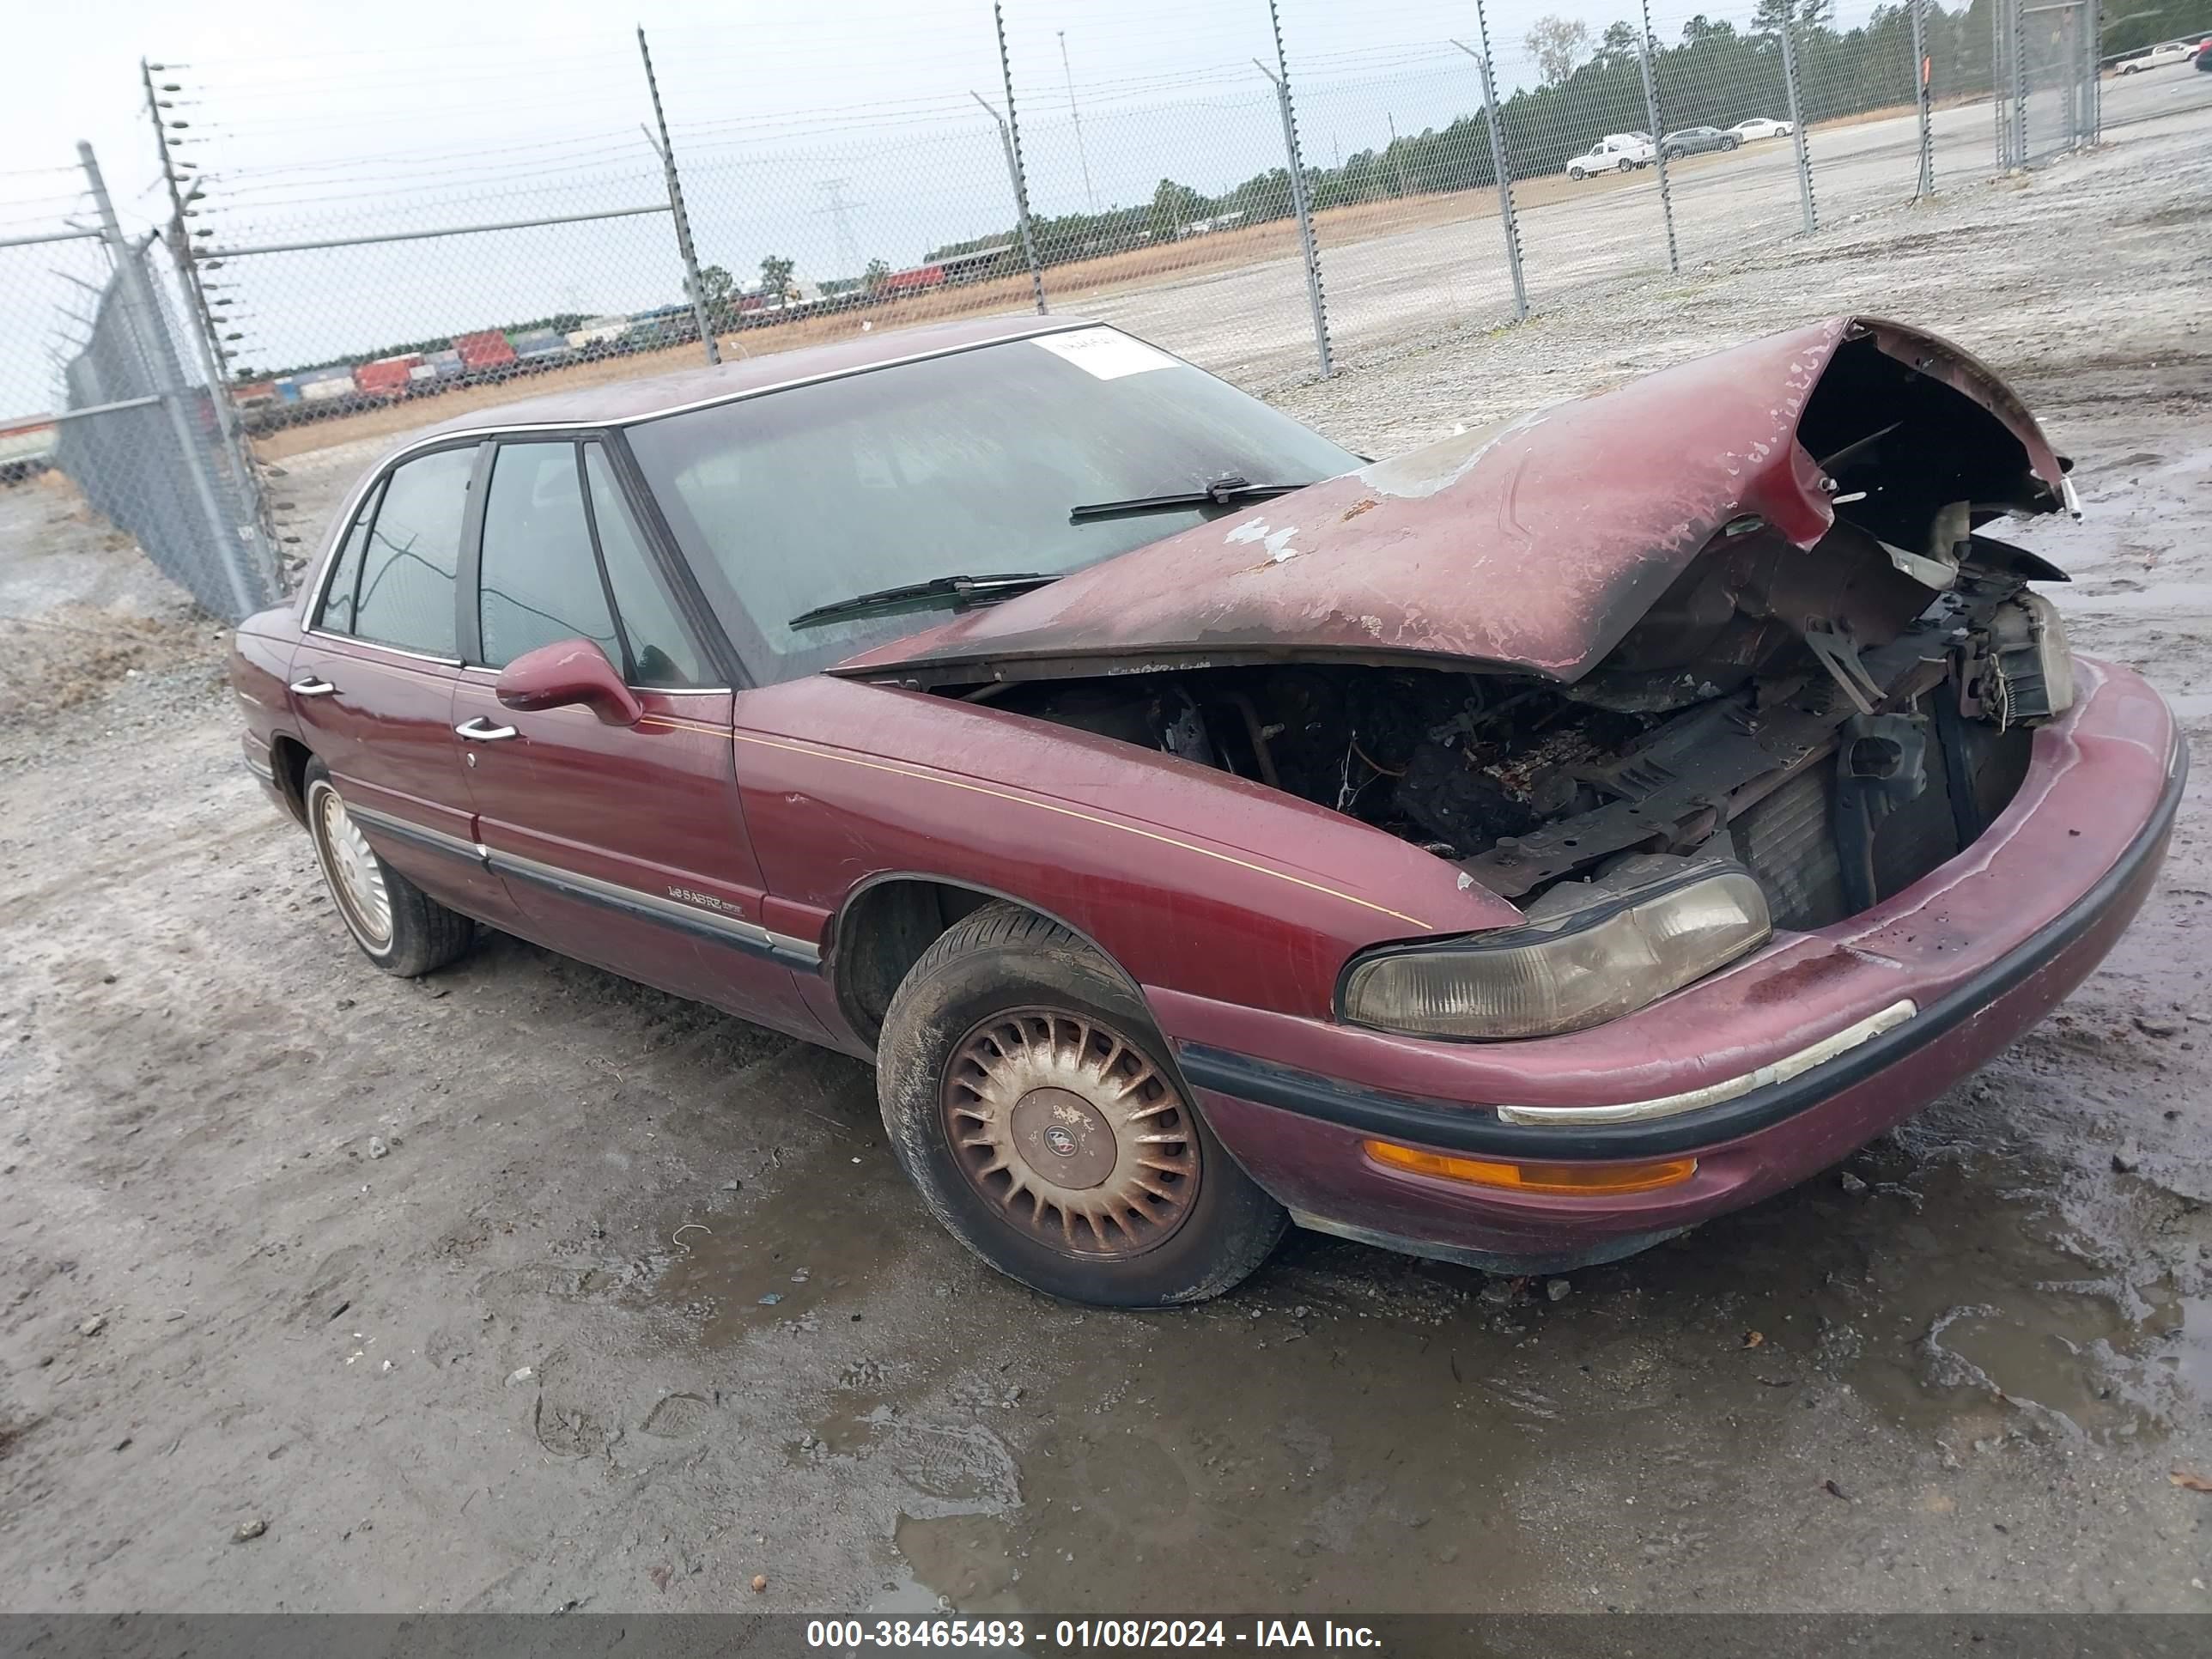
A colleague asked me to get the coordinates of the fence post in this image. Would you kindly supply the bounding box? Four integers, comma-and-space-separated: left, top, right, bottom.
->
972, 94, 1048, 314
1911, 0, 1936, 197
1999, 0, 2017, 167
1779, 19, 1819, 234
1450, 27, 1528, 322
636, 27, 720, 367
2010, 0, 2030, 167
2085, 0, 2101, 143
79, 140, 256, 622
1636, 1, 1680, 276
1258, 0, 1333, 379
991, 2, 1049, 316
142, 58, 276, 562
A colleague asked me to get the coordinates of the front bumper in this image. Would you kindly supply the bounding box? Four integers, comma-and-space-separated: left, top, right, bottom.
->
1152, 659, 2185, 1272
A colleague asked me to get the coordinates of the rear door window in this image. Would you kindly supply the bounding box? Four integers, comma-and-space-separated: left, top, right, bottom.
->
476, 442, 618, 668
313, 480, 383, 635
581, 443, 709, 689
352, 446, 476, 657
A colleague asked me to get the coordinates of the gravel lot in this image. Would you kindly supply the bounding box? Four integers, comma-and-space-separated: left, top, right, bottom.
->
2, 113, 2209, 1617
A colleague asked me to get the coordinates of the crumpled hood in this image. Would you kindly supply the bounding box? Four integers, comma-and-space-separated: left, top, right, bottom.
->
832, 315, 2067, 688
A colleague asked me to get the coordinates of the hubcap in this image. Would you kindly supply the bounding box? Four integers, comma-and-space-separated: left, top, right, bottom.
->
313, 784, 392, 949
943, 1010, 1200, 1259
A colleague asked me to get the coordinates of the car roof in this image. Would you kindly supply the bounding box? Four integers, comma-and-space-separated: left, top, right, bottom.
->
410, 313, 1086, 440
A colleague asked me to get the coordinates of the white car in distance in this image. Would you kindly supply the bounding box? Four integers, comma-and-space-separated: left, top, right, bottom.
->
1564, 134, 1656, 179
1727, 117, 1796, 141
2114, 40, 2198, 71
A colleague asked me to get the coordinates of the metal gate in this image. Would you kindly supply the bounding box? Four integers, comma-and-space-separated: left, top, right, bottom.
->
1996, 0, 2102, 167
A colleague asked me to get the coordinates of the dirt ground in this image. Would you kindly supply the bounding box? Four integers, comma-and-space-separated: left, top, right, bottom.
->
2, 116, 2210, 1618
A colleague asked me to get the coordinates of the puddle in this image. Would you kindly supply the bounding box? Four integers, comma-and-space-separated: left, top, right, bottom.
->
884, 1148, 2208, 1611
864, 1559, 950, 1616
2154, 1292, 2212, 1395
891, 1257, 1557, 1614
1638, 1154, 2206, 1444
645, 1127, 919, 1348
622, 1045, 2211, 1612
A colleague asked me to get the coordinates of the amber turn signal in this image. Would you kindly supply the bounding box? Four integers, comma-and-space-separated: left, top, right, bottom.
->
1362, 1139, 1698, 1195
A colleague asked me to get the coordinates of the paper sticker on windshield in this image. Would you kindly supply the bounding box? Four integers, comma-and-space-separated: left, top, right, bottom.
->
1031, 327, 1176, 380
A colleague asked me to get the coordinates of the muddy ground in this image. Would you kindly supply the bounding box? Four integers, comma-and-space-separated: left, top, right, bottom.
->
2, 119, 2209, 1616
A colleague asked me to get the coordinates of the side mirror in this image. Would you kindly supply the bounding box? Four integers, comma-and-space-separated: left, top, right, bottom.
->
494, 638, 643, 726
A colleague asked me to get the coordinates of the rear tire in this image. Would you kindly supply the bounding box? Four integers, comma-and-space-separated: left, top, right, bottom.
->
1618, 157, 1636, 173
302, 759, 474, 978
875, 902, 1286, 1308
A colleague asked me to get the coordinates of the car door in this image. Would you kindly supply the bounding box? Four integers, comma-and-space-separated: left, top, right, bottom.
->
290, 441, 520, 926
448, 436, 827, 1037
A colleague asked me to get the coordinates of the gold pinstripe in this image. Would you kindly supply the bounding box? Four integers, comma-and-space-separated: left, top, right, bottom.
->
636, 714, 738, 738
726, 729, 1432, 930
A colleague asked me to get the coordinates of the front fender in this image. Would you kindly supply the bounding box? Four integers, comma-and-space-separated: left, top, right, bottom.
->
733, 677, 1515, 1023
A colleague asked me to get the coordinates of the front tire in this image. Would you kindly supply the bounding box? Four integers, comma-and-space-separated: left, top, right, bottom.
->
1618, 157, 1637, 173
876, 902, 1286, 1308
303, 760, 474, 977
1568, 167, 1585, 180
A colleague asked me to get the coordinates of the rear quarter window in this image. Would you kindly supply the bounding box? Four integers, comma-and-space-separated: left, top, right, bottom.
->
313, 480, 384, 635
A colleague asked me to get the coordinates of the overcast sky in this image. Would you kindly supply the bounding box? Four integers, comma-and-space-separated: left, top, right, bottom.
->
5, 0, 1897, 410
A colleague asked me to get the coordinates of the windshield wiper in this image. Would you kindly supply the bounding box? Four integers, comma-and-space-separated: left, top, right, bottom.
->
788, 571, 1060, 629
1068, 473, 1315, 524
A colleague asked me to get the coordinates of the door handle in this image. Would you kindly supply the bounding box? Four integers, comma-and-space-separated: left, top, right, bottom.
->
289, 676, 337, 697
454, 716, 519, 741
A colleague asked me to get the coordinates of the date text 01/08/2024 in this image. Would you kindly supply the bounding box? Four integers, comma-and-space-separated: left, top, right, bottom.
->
804, 1619, 1385, 1650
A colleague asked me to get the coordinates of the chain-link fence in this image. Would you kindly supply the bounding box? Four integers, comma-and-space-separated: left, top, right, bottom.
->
0, 147, 278, 625
4, 1, 2186, 627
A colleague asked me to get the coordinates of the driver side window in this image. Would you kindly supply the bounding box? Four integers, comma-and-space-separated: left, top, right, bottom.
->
477, 442, 619, 669
472, 440, 710, 689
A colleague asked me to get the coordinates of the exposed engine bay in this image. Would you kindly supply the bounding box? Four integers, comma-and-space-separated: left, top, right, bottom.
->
963, 331, 2079, 931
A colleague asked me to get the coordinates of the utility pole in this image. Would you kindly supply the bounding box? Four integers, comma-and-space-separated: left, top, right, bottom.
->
817, 178, 865, 278
1386, 112, 1412, 198
636, 27, 720, 366
1059, 31, 1097, 214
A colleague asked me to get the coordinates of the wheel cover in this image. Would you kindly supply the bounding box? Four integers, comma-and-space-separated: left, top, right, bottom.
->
313, 784, 392, 948
942, 1009, 1200, 1260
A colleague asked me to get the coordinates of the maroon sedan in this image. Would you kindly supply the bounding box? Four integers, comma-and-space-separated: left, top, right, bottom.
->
231, 315, 2184, 1307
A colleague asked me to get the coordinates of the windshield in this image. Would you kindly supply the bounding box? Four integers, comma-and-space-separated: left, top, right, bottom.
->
623, 326, 1360, 681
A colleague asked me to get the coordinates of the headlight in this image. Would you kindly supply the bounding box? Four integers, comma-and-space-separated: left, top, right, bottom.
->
1340, 858, 1771, 1041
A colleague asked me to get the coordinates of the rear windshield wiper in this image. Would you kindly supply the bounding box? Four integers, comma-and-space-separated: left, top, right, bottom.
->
788, 571, 1060, 629
1069, 473, 1315, 523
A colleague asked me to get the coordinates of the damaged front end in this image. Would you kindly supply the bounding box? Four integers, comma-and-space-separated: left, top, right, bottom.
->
854, 318, 2084, 1041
